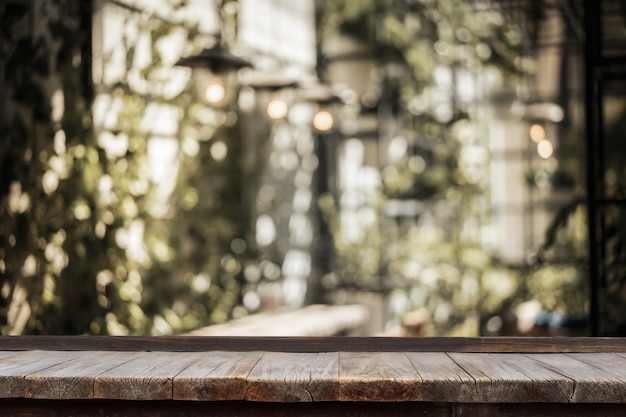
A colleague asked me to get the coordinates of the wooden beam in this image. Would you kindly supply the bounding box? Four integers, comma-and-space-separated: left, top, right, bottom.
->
0, 400, 625, 417
0, 400, 453, 417
1, 336, 625, 353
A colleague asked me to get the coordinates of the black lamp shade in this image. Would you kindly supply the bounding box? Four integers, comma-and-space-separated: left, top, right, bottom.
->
176, 46, 252, 73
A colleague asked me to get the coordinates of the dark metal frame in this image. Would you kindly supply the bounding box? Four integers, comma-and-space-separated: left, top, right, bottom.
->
584, 0, 626, 336
584, 0, 602, 337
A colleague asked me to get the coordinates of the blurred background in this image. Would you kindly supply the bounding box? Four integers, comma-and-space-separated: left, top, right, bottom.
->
1, 0, 625, 337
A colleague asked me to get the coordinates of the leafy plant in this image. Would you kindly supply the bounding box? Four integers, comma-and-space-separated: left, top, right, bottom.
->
1, 0, 261, 335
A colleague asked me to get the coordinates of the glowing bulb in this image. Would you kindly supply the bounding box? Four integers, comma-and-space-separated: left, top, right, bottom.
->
529, 124, 545, 143
313, 109, 334, 131
205, 82, 226, 104
537, 139, 553, 159
267, 98, 288, 119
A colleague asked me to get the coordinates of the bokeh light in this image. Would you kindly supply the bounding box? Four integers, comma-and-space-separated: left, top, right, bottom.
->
267, 98, 289, 119
537, 139, 554, 159
205, 82, 226, 104
529, 124, 545, 143
313, 109, 334, 131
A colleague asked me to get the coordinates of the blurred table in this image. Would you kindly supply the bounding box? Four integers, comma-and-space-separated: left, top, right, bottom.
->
185, 304, 370, 336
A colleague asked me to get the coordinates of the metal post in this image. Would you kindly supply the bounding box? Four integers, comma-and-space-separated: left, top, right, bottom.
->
583, 0, 602, 336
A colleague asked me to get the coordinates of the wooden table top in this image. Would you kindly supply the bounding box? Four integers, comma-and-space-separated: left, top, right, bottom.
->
2, 347, 626, 403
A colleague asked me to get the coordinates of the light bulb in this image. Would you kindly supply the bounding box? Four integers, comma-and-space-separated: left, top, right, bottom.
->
313, 109, 334, 131
205, 82, 226, 104
267, 98, 288, 119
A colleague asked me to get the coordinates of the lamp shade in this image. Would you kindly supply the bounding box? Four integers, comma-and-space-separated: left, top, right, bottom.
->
298, 83, 343, 132
176, 46, 252, 73
247, 73, 300, 120
176, 46, 252, 107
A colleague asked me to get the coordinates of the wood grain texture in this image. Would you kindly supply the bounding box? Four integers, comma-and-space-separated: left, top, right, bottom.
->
339, 352, 421, 401
452, 353, 574, 403
406, 352, 478, 402
488, 353, 574, 403
0, 351, 23, 360
1, 348, 626, 405
565, 353, 626, 402
2, 336, 626, 353
566, 352, 626, 380
94, 351, 197, 400
25, 351, 142, 399
0, 351, 85, 398
448, 353, 534, 403
173, 351, 262, 400
528, 353, 626, 402
246, 352, 339, 402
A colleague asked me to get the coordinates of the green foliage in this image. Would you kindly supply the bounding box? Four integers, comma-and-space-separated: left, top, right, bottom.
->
318, 193, 383, 289
1, 0, 257, 335
84, 0, 259, 335
318, 0, 568, 335
1, 0, 106, 334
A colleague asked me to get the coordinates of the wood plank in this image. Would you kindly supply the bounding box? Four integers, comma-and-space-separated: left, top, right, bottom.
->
94, 351, 199, 400
0, 351, 23, 360
527, 353, 626, 402
565, 352, 626, 402
25, 351, 143, 399
0, 351, 85, 398
173, 351, 262, 400
448, 353, 530, 403
491, 353, 574, 403
454, 403, 499, 417
339, 352, 421, 401
0, 399, 453, 417
2, 400, 626, 417
566, 353, 626, 380
3, 336, 626, 353
3, 399, 626, 417
448, 353, 574, 403
405, 352, 479, 402
498, 402, 626, 417
246, 352, 339, 402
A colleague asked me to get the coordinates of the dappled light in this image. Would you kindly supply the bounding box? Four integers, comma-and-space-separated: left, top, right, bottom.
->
0, 0, 612, 337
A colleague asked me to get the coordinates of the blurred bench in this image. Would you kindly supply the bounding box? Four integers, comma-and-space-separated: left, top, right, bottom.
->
1, 337, 626, 416
185, 304, 370, 336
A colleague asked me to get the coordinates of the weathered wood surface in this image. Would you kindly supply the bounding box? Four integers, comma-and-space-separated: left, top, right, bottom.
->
0, 351, 90, 398
2, 349, 626, 404
2, 336, 626, 353
406, 352, 480, 402
26, 351, 143, 399
94, 351, 197, 400
528, 353, 626, 402
447, 353, 574, 403
173, 351, 263, 401
247, 352, 338, 401
339, 352, 422, 401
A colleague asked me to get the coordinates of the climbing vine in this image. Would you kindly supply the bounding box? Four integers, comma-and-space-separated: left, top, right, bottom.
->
1, 0, 260, 335
318, 0, 546, 335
